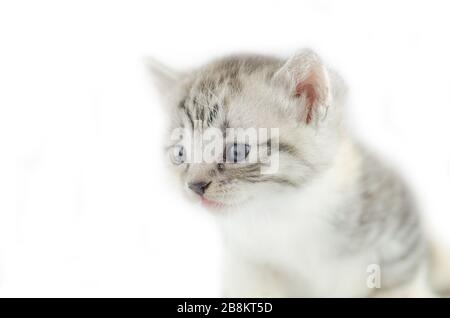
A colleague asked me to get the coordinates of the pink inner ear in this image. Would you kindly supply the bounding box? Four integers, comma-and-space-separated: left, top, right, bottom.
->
295, 82, 317, 124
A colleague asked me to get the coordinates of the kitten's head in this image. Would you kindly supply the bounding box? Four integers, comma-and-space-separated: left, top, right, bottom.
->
148, 49, 346, 211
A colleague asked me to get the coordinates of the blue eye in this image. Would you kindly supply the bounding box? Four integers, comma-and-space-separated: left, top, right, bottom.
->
171, 145, 185, 165
226, 143, 251, 163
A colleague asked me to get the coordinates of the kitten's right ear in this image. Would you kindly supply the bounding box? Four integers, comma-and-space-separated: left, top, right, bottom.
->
145, 57, 180, 98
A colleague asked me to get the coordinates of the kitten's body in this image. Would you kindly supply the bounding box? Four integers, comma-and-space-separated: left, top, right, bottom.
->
220, 140, 426, 297
149, 50, 439, 297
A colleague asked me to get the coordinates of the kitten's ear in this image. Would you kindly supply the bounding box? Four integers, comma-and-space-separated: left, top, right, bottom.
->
145, 57, 181, 98
273, 49, 331, 124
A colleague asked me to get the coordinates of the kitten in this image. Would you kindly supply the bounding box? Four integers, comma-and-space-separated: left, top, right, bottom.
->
148, 49, 443, 297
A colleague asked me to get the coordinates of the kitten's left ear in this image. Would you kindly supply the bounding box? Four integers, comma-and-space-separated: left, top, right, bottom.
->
145, 57, 181, 98
273, 49, 332, 124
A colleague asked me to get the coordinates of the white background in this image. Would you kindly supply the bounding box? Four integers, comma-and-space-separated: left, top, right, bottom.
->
0, 0, 449, 297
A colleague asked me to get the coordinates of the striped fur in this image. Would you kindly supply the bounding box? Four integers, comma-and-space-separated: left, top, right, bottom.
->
149, 49, 433, 297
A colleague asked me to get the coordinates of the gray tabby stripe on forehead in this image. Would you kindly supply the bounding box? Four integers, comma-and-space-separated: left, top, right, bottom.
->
198, 78, 217, 93
191, 97, 204, 122
202, 55, 282, 94
207, 104, 219, 126
181, 55, 283, 127
178, 99, 194, 128
188, 94, 222, 125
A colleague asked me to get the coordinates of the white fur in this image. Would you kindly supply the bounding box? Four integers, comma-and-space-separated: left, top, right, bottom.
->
217, 139, 379, 297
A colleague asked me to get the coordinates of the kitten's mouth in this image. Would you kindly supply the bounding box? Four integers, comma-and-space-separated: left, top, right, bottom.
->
201, 197, 225, 209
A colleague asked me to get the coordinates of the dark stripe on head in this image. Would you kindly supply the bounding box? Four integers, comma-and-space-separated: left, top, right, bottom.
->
207, 103, 219, 126
185, 107, 195, 128
178, 99, 194, 128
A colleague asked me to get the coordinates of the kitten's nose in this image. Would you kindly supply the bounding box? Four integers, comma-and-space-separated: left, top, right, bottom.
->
188, 181, 211, 196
